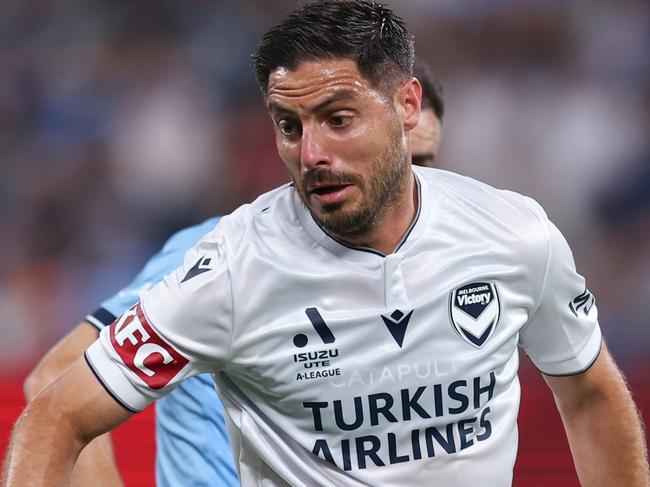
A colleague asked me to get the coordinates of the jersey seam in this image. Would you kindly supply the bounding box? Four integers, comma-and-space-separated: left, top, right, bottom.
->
253, 183, 293, 216
316, 225, 386, 257
394, 172, 423, 252
224, 239, 236, 366
523, 203, 552, 329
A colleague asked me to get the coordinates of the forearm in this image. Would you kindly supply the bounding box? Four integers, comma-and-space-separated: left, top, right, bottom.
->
559, 387, 648, 486
3, 394, 86, 486
70, 437, 124, 487
20, 322, 123, 486
547, 346, 650, 487
4, 358, 133, 487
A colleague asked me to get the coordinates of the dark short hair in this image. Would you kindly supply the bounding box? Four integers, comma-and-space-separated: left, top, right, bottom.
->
414, 58, 444, 121
253, 0, 415, 96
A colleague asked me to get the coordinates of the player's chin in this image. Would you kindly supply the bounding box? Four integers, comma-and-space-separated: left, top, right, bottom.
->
316, 204, 370, 234
309, 196, 350, 217
311, 203, 345, 223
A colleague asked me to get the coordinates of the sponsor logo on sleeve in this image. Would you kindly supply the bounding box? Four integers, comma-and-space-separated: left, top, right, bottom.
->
569, 288, 595, 317
449, 281, 500, 348
109, 303, 188, 389
181, 256, 213, 283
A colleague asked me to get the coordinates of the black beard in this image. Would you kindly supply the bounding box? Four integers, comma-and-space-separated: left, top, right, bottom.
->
296, 127, 409, 239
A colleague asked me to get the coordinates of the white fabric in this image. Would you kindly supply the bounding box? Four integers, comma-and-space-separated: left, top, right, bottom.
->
87, 167, 601, 486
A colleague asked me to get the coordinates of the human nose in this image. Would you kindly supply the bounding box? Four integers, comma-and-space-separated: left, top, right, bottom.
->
300, 126, 329, 170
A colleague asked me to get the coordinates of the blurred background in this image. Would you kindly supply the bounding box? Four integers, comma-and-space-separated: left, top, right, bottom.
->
0, 0, 648, 485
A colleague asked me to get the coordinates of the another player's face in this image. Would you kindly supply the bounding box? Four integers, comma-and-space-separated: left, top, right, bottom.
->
411, 107, 441, 168
267, 59, 417, 238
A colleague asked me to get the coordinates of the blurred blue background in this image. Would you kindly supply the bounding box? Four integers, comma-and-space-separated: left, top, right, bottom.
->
0, 0, 648, 484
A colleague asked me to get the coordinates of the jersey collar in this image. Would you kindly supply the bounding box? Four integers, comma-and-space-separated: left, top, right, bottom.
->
293, 170, 431, 264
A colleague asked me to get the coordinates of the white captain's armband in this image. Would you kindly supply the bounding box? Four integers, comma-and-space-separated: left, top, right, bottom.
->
109, 303, 188, 389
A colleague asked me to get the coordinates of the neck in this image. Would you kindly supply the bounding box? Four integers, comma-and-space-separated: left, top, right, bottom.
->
333, 170, 418, 255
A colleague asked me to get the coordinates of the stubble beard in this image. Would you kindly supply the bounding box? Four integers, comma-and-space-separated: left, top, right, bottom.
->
296, 126, 409, 240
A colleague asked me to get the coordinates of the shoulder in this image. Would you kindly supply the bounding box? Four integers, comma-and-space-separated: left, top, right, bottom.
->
161, 216, 223, 254
417, 166, 551, 261
420, 167, 546, 222
419, 166, 548, 231
209, 183, 296, 243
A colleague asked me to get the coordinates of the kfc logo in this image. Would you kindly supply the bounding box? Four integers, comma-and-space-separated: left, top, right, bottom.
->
110, 304, 188, 389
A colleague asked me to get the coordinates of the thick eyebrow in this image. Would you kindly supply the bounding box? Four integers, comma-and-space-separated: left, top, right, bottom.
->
267, 102, 295, 120
268, 91, 360, 119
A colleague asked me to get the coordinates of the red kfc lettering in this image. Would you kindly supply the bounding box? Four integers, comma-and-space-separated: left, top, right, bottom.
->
110, 303, 188, 389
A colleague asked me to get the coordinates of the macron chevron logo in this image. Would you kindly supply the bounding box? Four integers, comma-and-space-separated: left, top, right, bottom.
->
181, 256, 213, 283
381, 309, 413, 348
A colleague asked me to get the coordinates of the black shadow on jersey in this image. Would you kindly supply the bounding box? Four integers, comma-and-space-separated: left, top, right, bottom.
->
449, 281, 500, 348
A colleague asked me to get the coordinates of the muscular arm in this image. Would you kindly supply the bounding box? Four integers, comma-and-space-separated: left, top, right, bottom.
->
4, 357, 134, 486
544, 342, 649, 486
23, 323, 124, 487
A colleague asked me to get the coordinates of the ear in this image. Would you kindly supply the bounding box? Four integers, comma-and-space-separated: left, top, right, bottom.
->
394, 77, 422, 132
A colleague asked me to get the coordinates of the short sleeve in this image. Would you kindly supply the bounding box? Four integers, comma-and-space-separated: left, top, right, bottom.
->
85, 233, 233, 412
518, 218, 602, 376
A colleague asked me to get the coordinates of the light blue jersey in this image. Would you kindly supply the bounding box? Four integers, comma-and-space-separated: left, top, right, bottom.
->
86, 216, 239, 487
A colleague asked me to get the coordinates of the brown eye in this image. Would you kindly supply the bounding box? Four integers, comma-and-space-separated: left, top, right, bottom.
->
278, 120, 299, 136
329, 115, 352, 127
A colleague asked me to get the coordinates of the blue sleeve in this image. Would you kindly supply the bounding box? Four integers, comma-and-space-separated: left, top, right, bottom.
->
85, 217, 221, 330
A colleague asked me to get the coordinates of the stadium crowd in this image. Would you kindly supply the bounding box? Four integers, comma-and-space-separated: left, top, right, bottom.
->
0, 0, 648, 375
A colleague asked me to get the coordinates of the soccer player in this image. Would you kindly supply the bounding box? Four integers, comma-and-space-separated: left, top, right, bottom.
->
18, 58, 444, 486
5, 1, 648, 486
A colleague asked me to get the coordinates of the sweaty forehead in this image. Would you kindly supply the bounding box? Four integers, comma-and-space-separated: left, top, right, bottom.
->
267, 59, 377, 108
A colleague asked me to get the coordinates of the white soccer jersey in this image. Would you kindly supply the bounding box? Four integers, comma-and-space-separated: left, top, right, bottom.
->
86, 167, 601, 486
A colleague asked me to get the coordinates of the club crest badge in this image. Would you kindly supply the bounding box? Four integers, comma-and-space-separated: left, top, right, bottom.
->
449, 281, 500, 348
